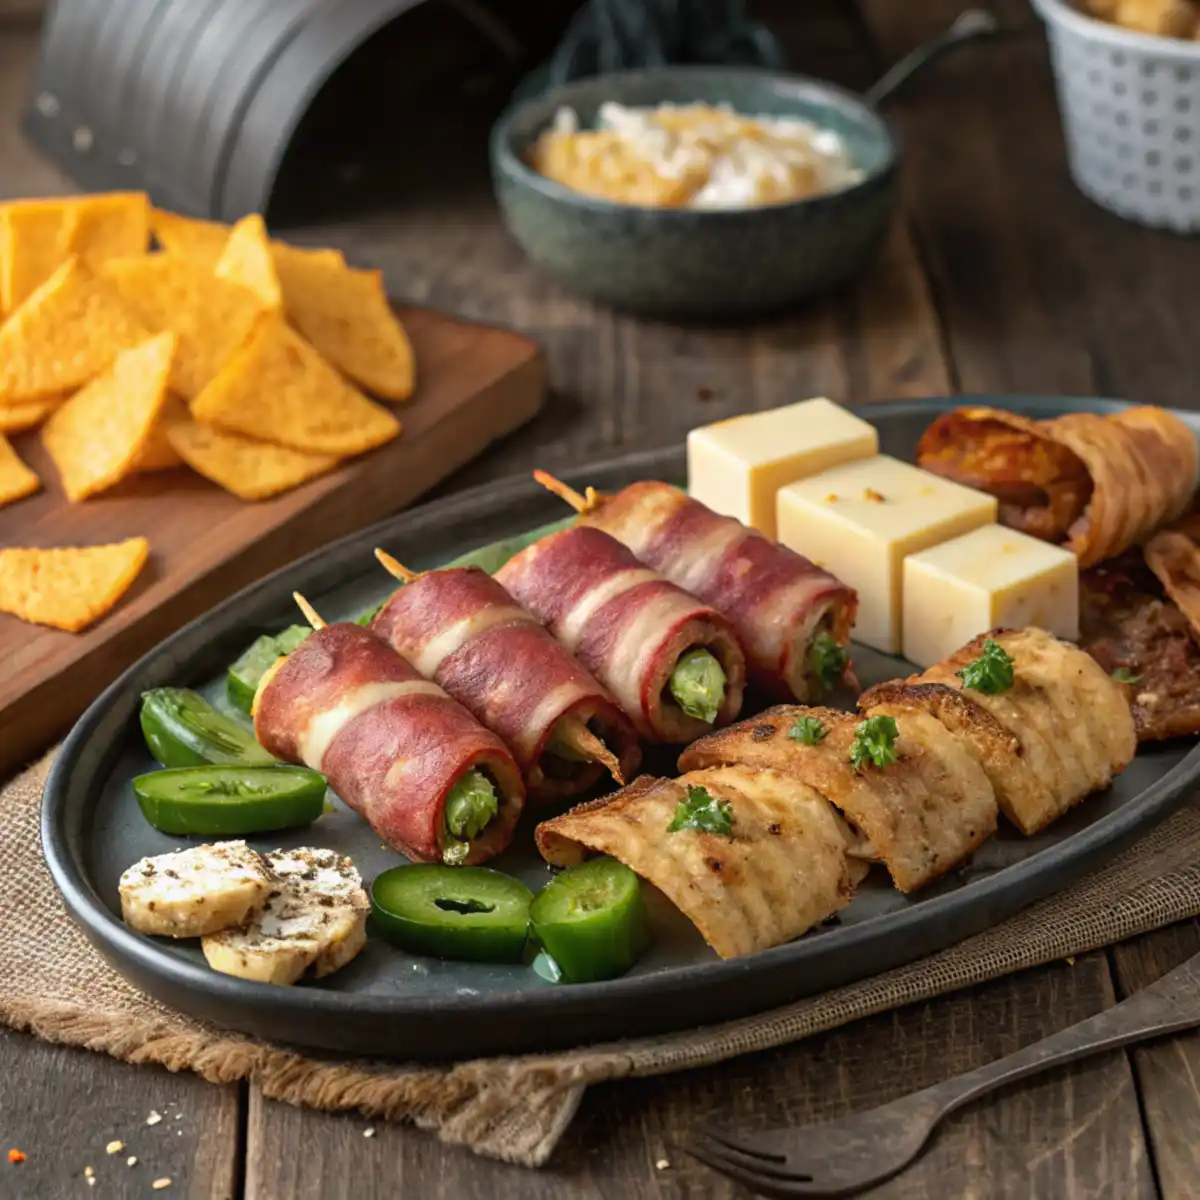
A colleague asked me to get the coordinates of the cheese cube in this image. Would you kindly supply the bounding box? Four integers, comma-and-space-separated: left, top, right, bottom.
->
686, 397, 878, 538
902, 525, 1079, 668
776, 456, 997, 654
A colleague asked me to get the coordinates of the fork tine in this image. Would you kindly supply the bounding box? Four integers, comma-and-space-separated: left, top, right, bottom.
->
694, 1122, 788, 1161
682, 1137, 813, 1197
691, 1132, 811, 1180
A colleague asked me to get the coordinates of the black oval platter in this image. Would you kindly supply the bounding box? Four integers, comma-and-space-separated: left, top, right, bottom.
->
42, 397, 1200, 1061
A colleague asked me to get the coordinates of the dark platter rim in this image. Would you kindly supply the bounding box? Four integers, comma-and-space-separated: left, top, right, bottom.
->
41, 396, 1200, 1046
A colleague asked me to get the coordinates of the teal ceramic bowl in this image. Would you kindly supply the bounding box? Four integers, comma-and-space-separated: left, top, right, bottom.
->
490, 66, 899, 318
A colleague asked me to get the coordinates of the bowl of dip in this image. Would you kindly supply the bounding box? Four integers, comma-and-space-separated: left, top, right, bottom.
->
489, 66, 899, 317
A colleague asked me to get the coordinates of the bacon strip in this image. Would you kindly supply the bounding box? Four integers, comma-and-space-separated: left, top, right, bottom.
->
578, 481, 857, 701
917, 405, 1199, 567
370, 567, 641, 804
496, 526, 747, 742
254, 623, 524, 863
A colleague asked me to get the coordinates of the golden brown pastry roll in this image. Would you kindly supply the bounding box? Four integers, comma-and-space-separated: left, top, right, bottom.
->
862, 628, 1136, 835
678, 705, 997, 893
535, 764, 863, 960
1145, 511, 1200, 638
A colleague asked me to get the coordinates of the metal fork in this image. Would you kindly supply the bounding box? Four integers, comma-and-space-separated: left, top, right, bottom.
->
682, 952, 1200, 1197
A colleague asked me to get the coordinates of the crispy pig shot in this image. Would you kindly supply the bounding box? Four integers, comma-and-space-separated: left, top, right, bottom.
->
861, 627, 1137, 836
370, 559, 641, 805
253, 619, 524, 865
563, 478, 858, 702
535, 764, 864, 960
680, 705, 997, 893
496, 526, 746, 743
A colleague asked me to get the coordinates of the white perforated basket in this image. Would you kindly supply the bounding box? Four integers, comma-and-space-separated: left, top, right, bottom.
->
1032, 0, 1200, 232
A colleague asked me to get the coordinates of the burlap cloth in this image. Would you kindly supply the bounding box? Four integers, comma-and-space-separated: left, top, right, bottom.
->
5, 750, 1200, 1168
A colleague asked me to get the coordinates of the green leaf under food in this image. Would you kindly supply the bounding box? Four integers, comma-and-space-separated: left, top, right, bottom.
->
667, 784, 734, 836
956, 638, 1016, 695
1111, 667, 1143, 684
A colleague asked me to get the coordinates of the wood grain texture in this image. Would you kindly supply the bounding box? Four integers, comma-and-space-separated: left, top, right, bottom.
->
1111, 923, 1200, 1200
0, 310, 544, 777
0, 1026, 240, 1199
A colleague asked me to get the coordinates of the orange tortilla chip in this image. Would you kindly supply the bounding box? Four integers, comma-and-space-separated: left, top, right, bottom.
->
167, 410, 340, 500
42, 333, 175, 502
100, 254, 267, 398
274, 250, 414, 400
0, 197, 79, 315
151, 209, 230, 267
71, 191, 150, 270
191, 315, 401, 455
0, 433, 40, 507
135, 394, 187, 471
0, 537, 150, 632
0, 397, 61, 433
215, 214, 282, 309
0, 258, 150, 405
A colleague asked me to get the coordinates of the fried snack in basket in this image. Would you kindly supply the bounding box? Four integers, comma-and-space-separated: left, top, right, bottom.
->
0, 198, 78, 315
918, 405, 1199, 566
150, 209, 230, 267
1145, 510, 1200, 640
0, 537, 150, 632
166, 411, 340, 501
0, 433, 39, 508
41, 333, 175, 502
191, 315, 401, 456
70, 192, 150, 269
0, 258, 150, 404
215, 214, 283, 310
100, 254, 268, 399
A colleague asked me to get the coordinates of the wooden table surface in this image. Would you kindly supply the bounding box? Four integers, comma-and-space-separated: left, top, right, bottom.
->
4, 2, 1200, 1196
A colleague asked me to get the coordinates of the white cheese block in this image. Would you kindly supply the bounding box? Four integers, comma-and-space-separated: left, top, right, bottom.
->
686, 397, 878, 538
902, 525, 1079, 668
776, 455, 998, 653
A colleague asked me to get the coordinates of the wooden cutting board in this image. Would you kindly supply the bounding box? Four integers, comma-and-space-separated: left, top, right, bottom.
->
0, 305, 545, 776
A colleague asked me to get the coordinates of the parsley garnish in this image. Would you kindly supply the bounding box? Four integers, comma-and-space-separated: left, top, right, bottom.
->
667, 784, 734, 836
956, 639, 1015, 694
788, 716, 827, 745
849, 715, 900, 770
809, 631, 848, 697
1111, 667, 1143, 684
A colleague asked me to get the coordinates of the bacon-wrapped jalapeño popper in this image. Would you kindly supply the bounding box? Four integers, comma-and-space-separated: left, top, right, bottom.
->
369, 551, 642, 804
495, 525, 747, 743
534, 473, 858, 702
253, 595, 525, 865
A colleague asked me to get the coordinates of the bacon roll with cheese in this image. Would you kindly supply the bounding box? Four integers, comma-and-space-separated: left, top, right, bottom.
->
370, 565, 641, 804
861, 627, 1136, 835
917, 405, 1199, 567
536, 764, 865, 959
496, 526, 746, 743
570, 480, 858, 702
679, 705, 997, 893
253, 622, 524, 864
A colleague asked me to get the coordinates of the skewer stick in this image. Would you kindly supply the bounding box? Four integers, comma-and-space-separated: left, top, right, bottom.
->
532, 469, 602, 515
293, 592, 326, 630
374, 548, 419, 582
548, 717, 625, 786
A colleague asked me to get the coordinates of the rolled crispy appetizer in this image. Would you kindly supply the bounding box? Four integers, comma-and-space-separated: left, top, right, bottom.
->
370, 562, 641, 805
917, 405, 1198, 566
254, 622, 524, 864
535, 764, 864, 959
1145, 511, 1200, 638
559, 478, 858, 702
679, 704, 997, 893
862, 627, 1136, 835
496, 526, 746, 743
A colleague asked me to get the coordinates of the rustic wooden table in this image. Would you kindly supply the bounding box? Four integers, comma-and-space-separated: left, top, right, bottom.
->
3, 2, 1200, 1196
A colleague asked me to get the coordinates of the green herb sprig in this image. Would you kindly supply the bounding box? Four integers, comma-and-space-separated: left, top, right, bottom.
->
809, 632, 848, 697
1111, 667, 1143, 684
956, 639, 1015, 694
667, 785, 734, 836
849, 715, 900, 770
788, 716, 827, 745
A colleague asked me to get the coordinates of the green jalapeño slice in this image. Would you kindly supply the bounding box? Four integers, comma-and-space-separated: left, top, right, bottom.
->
132, 765, 326, 836
140, 687, 275, 768
529, 858, 651, 984
370, 865, 533, 963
